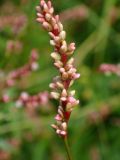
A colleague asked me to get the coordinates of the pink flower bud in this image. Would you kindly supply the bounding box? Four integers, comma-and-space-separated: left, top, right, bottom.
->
55, 114, 62, 121
2, 94, 10, 103
68, 43, 76, 51
21, 92, 29, 101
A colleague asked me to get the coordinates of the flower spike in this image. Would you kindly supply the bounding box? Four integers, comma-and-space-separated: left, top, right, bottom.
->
36, 0, 80, 138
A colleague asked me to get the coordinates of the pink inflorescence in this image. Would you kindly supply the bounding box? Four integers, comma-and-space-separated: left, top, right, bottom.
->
6, 49, 39, 87
16, 91, 49, 108
99, 63, 120, 76
36, 0, 80, 137
0, 15, 27, 35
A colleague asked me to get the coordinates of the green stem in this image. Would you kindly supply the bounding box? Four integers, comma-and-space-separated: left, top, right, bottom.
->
64, 137, 73, 160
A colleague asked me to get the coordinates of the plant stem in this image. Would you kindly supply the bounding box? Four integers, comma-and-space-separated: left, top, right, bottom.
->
64, 137, 73, 160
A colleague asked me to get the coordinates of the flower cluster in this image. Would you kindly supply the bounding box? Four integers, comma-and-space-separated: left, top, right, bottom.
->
0, 15, 27, 35
36, 0, 80, 137
6, 49, 39, 87
16, 91, 49, 108
99, 63, 120, 76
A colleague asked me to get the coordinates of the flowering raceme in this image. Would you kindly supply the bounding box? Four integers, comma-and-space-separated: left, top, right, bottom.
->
16, 91, 49, 108
99, 63, 120, 76
0, 15, 27, 35
36, 0, 80, 137
0, 47, 50, 109
6, 49, 39, 87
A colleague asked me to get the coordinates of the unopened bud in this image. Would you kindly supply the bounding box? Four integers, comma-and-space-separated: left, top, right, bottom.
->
43, 22, 52, 31
72, 73, 80, 79
61, 122, 67, 130
45, 13, 51, 21
68, 68, 77, 75
51, 124, 57, 130
68, 43, 76, 51
49, 32, 55, 39
67, 58, 74, 65
31, 62, 39, 71
59, 68, 65, 73
54, 61, 63, 68
51, 17, 56, 26
61, 97, 67, 101
51, 92, 60, 99
58, 109, 64, 117
55, 15, 59, 22
56, 130, 66, 136
55, 114, 62, 121
16, 100, 23, 108
37, 13, 43, 18
50, 40, 56, 46
41, 0, 45, 6
51, 52, 61, 60
59, 31, 66, 40
47, 1, 52, 8
49, 83, 56, 89
21, 92, 29, 101
56, 82, 64, 89
62, 72, 68, 80
66, 103, 73, 112
58, 106, 63, 112
70, 80, 74, 86
49, 7, 54, 14
60, 41, 67, 53
54, 36, 60, 43
36, 6, 41, 12
36, 17, 44, 23
58, 22, 63, 31
62, 89, 67, 97
43, 3, 49, 12
69, 90, 76, 96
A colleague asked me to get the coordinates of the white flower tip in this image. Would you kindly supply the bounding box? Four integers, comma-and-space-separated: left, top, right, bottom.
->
62, 89, 67, 97
50, 40, 56, 46
51, 92, 60, 99
59, 31, 66, 40
51, 124, 57, 129
31, 62, 39, 71
16, 100, 23, 108
61, 122, 67, 130
21, 92, 29, 101
70, 90, 76, 96
51, 52, 60, 60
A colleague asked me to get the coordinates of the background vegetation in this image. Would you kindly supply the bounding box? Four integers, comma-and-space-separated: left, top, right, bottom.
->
0, 0, 120, 159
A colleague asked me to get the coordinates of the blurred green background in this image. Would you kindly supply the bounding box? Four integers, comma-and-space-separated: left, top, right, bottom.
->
0, 0, 120, 159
